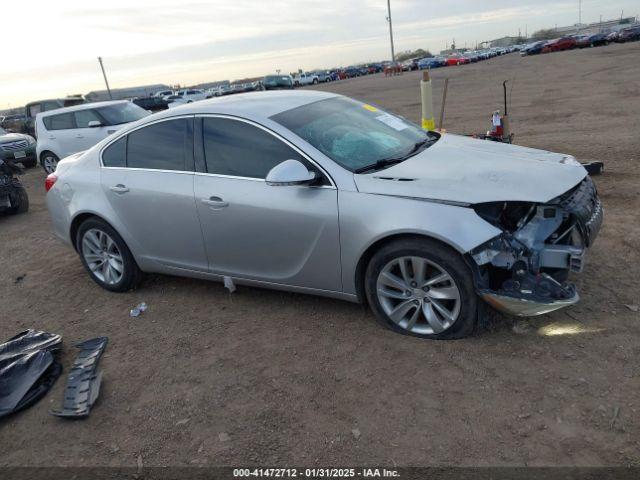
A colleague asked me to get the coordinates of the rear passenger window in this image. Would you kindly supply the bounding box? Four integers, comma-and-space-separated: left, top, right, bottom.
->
127, 119, 187, 171
202, 118, 304, 179
102, 136, 126, 167
43, 113, 75, 131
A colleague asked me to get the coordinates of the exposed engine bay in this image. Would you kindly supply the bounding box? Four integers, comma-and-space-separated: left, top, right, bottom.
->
470, 176, 603, 315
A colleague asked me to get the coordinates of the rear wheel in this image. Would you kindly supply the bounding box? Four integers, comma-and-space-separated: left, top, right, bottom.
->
41, 152, 59, 174
77, 218, 142, 292
365, 238, 477, 339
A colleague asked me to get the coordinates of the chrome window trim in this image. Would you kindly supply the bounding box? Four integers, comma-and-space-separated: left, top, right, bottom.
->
192, 171, 335, 189
99, 113, 337, 190
99, 114, 195, 172
197, 113, 336, 189
98, 166, 194, 176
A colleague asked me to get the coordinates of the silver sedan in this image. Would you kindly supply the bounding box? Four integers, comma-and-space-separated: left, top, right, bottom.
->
45, 91, 602, 339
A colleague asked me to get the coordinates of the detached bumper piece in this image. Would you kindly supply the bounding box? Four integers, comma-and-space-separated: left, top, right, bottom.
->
50, 337, 108, 419
480, 288, 579, 316
0, 330, 63, 418
480, 271, 579, 316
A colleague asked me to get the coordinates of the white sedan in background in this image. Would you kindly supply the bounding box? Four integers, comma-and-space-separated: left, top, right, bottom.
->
166, 89, 208, 108
36, 101, 150, 174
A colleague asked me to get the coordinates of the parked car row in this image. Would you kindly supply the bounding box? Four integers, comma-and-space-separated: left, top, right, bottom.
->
414, 45, 518, 71
521, 26, 640, 57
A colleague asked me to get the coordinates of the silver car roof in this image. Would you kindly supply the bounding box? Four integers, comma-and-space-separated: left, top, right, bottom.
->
154, 90, 340, 122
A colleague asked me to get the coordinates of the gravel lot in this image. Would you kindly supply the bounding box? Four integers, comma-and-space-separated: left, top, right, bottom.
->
1, 42, 639, 467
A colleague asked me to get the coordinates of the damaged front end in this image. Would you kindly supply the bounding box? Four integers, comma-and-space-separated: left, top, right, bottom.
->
470, 176, 603, 316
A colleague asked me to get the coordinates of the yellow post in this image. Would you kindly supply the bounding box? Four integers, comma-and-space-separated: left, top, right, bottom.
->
420, 70, 435, 131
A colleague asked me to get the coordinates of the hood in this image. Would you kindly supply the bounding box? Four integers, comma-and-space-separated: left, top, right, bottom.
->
0, 132, 32, 144
354, 133, 587, 205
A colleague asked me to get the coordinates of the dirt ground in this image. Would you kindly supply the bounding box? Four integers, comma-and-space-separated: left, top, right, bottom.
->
1, 43, 639, 468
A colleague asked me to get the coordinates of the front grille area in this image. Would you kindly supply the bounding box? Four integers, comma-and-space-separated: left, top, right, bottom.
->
1, 140, 29, 151
559, 176, 603, 247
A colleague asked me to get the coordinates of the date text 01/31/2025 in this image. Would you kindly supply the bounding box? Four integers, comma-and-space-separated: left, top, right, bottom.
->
233, 468, 400, 478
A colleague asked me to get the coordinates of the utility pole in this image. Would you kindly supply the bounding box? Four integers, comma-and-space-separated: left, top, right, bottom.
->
386, 0, 395, 62
579, 0, 582, 26
98, 57, 113, 100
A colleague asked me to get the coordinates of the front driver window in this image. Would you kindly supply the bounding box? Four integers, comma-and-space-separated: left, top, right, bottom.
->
75, 109, 102, 128
202, 118, 310, 180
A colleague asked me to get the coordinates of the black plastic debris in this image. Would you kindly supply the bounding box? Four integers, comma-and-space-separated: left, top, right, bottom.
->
0, 330, 63, 418
50, 337, 108, 419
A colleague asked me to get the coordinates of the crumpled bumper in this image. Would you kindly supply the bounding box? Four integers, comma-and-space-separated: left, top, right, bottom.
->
479, 288, 580, 316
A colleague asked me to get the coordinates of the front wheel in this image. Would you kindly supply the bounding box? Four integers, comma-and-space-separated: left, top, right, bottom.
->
365, 238, 477, 339
8, 186, 29, 214
77, 218, 142, 292
40, 152, 59, 174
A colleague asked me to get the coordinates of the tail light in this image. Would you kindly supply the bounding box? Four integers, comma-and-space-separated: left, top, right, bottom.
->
45, 173, 57, 192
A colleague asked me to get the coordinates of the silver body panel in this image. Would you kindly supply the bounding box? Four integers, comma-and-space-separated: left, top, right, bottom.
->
355, 133, 587, 204
46, 91, 595, 309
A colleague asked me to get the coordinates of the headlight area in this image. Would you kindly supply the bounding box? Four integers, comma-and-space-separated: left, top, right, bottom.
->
468, 177, 603, 316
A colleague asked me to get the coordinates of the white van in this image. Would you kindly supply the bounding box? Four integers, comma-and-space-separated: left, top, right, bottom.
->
36, 100, 150, 173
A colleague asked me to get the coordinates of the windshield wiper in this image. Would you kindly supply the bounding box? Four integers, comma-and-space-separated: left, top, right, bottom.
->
354, 158, 406, 174
354, 137, 434, 174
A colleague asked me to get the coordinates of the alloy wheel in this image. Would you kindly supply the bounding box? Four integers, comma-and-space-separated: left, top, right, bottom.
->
376, 256, 461, 335
81, 228, 124, 285
42, 155, 58, 174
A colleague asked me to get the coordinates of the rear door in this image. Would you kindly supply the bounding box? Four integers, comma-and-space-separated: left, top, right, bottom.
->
193, 115, 341, 291
100, 116, 208, 272
42, 112, 78, 157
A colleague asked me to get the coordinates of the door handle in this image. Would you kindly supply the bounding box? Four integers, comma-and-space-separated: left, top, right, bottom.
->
75, 134, 83, 138
201, 196, 228, 208
110, 184, 129, 194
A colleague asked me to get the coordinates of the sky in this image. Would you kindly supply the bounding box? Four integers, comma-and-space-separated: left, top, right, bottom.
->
2, 0, 638, 108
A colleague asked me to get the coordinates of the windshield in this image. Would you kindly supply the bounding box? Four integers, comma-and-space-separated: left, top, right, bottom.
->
95, 103, 149, 126
271, 96, 435, 172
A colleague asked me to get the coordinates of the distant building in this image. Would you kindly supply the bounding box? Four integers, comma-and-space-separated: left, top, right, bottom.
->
85, 84, 171, 102
555, 16, 638, 36
439, 47, 467, 55
489, 36, 523, 47
193, 80, 230, 90
231, 77, 262, 85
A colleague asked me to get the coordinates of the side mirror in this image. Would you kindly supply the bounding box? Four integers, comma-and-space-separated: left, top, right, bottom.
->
88, 120, 102, 128
266, 159, 316, 186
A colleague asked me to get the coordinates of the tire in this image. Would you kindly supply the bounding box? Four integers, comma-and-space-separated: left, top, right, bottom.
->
40, 151, 59, 174
8, 186, 29, 214
21, 158, 37, 168
312, 78, 319, 84
364, 237, 477, 339
76, 217, 142, 292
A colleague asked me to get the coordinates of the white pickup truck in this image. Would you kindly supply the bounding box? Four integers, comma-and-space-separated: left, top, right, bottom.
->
293, 72, 319, 87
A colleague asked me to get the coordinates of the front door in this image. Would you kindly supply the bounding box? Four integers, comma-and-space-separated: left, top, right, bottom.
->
100, 117, 208, 272
73, 108, 109, 152
193, 116, 341, 291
